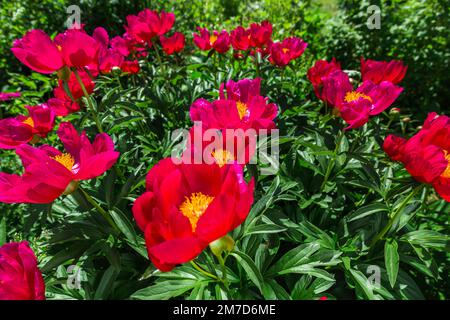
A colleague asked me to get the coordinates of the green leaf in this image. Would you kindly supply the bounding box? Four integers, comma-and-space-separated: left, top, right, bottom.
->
346, 203, 389, 222
384, 239, 399, 288
400, 230, 449, 250
230, 250, 264, 294
131, 279, 198, 300
0, 215, 5, 246
349, 269, 375, 300
94, 266, 119, 300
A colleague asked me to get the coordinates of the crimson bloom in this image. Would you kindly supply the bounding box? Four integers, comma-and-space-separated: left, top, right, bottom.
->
56, 29, 101, 68
11, 29, 64, 74
307, 58, 341, 100
0, 104, 55, 149
269, 37, 308, 67
120, 60, 140, 74
160, 32, 185, 55
360, 57, 407, 84
249, 21, 273, 48
0, 92, 21, 101
384, 113, 450, 202
0, 241, 45, 300
193, 28, 230, 54
230, 26, 251, 51
321, 70, 403, 129
47, 69, 95, 116
132, 158, 254, 271
190, 78, 278, 131
0, 122, 119, 204
125, 9, 175, 43
182, 124, 257, 167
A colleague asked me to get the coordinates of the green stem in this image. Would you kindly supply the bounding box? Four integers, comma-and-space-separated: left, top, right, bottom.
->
254, 52, 261, 78
190, 261, 220, 281
78, 186, 118, 232
217, 254, 230, 290
73, 69, 104, 133
370, 185, 423, 249
320, 130, 344, 190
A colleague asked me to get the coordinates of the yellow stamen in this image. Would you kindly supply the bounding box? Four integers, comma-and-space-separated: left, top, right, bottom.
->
57, 45, 62, 51
236, 101, 248, 120
212, 149, 234, 167
344, 91, 373, 103
179, 192, 214, 232
282, 47, 290, 54
441, 150, 450, 179
52, 153, 75, 171
22, 117, 34, 128
210, 35, 218, 45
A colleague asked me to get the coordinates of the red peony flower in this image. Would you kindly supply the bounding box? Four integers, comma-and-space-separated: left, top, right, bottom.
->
230, 26, 251, 51
56, 29, 101, 68
360, 57, 407, 84
132, 158, 254, 271
0, 241, 45, 300
384, 112, 450, 202
11, 29, 64, 74
0, 92, 21, 101
269, 37, 308, 67
182, 124, 257, 167
193, 28, 230, 54
0, 122, 119, 204
48, 69, 95, 116
321, 70, 403, 129
190, 78, 278, 132
307, 58, 341, 100
249, 21, 273, 48
0, 104, 55, 149
125, 9, 175, 43
160, 32, 185, 55
120, 60, 140, 74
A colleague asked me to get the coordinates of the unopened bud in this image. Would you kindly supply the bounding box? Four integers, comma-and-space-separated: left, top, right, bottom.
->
63, 180, 80, 195
402, 117, 411, 123
390, 108, 400, 115
57, 66, 72, 81
209, 234, 235, 257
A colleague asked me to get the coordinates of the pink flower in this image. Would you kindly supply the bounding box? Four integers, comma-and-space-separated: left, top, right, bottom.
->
125, 9, 175, 43
57, 29, 101, 68
0, 92, 21, 101
249, 21, 273, 48
0, 241, 45, 300
11, 29, 64, 74
193, 28, 230, 54
360, 57, 407, 84
269, 37, 308, 67
160, 32, 185, 55
0, 122, 119, 204
48, 70, 95, 116
230, 26, 251, 51
120, 60, 140, 74
190, 78, 278, 132
322, 70, 403, 130
0, 104, 55, 149
307, 58, 341, 100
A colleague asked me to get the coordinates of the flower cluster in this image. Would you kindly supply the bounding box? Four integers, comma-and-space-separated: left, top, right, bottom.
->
193, 21, 308, 67
308, 57, 406, 129
384, 113, 450, 202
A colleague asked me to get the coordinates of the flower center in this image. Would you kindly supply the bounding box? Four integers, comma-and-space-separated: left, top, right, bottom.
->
212, 149, 234, 167
179, 192, 214, 232
236, 101, 248, 120
52, 153, 75, 171
210, 35, 218, 45
344, 91, 373, 103
282, 47, 290, 54
441, 150, 450, 179
22, 117, 34, 128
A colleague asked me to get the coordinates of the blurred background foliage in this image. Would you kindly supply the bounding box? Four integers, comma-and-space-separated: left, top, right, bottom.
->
1, 0, 449, 117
